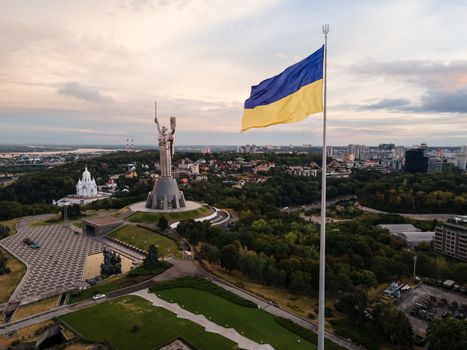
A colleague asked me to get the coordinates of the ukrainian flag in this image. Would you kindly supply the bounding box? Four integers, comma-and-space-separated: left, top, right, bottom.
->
242, 46, 324, 132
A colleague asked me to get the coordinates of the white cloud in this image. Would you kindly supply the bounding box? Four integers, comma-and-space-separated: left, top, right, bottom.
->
0, 0, 466, 145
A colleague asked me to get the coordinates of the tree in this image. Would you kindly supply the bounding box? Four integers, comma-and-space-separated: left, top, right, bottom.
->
199, 243, 220, 264
289, 271, 312, 293
220, 244, 240, 272
0, 224, 10, 239
428, 317, 467, 350
376, 304, 413, 348
144, 244, 159, 268
100, 248, 122, 276
335, 288, 368, 321
0, 201, 23, 220
452, 263, 467, 284
0, 252, 11, 275
158, 216, 169, 230
61, 204, 81, 219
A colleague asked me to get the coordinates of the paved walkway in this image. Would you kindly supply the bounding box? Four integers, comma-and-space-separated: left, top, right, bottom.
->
132, 289, 273, 350
0, 223, 103, 304
93, 236, 145, 264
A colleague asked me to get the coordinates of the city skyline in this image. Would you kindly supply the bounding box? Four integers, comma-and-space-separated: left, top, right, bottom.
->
1, 0, 467, 146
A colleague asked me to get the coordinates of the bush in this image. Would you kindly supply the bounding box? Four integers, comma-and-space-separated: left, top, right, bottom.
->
158, 216, 169, 230
332, 319, 382, 350
274, 317, 344, 350
128, 261, 172, 276
150, 276, 257, 308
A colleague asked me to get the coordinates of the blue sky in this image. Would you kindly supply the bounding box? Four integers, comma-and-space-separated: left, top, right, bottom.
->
1, 0, 466, 146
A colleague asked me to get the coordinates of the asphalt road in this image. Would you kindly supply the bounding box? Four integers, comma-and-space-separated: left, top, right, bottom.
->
0, 258, 199, 335
0, 258, 362, 350
355, 203, 456, 221
282, 195, 355, 213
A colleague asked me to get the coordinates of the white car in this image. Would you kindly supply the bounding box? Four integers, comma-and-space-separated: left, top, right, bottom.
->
92, 293, 106, 300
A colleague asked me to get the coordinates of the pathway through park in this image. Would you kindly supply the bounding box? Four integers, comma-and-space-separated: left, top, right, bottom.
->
132, 289, 274, 350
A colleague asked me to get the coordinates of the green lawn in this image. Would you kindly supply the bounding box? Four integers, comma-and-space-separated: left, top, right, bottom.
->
155, 287, 316, 350
108, 225, 180, 257
128, 206, 212, 224
60, 296, 238, 350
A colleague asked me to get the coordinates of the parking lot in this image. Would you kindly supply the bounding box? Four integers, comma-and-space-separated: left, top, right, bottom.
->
397, 283, 467, 332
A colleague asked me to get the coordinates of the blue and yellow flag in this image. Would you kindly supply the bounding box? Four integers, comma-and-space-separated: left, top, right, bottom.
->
242, 46, 324, 132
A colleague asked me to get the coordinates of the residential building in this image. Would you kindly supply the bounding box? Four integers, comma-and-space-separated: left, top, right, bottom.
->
434, 216, 467, 261
405, 148, 428, 173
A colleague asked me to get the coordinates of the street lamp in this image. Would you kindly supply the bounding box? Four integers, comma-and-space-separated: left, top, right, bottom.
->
413, 255, 417, 280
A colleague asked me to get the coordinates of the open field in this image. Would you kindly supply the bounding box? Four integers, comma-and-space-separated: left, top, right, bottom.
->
69, 262, 171, 303
108, 225, 180, 256
60, 295, 238, 350
0, 247, 27, 303
11, 296, 58, 321
155, 287, 316, 350
128, 206, 212, 224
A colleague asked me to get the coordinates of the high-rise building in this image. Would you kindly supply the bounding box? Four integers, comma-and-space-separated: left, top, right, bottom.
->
428, 158, 443, 173
405, 148, 428, 173
457, 155, 467, 170
434, 217, 467, 261
348, 144, 367, 161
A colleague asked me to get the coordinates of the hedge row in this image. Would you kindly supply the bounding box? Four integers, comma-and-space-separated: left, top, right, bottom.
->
128, 261, 172, 276
274, 317, 345, 350
150, 276, 257, 308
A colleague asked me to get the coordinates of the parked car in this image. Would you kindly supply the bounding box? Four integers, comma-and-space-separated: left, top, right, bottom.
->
92, 294, 106, 300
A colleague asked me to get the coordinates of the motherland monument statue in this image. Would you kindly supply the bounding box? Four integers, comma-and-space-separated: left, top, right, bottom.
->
145, 102, 186, 209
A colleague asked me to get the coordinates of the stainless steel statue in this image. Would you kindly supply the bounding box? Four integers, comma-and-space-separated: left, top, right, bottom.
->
146, 102, 186, 209
156, 115, 176, 177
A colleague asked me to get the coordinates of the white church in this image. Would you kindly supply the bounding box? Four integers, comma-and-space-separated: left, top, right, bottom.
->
55, 166, 110, 206
76, 166, 98, 197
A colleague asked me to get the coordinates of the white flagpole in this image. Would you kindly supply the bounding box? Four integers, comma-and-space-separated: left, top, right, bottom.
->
318, 23, 329, 350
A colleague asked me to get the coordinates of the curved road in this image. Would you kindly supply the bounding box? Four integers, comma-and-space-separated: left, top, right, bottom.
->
0, 257, 363, 350
355, 203, 456, 222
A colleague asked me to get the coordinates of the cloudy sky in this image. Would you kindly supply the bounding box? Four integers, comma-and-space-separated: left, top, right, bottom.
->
1, 0, 466, 146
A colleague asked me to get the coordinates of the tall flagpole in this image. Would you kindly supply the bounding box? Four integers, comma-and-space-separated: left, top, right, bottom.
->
318, 23, 329, 350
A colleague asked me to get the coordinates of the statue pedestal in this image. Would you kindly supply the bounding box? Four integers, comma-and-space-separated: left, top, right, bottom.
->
145, 176, 186, 210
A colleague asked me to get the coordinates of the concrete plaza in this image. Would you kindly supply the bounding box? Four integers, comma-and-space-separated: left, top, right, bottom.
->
0, 223, 104, 304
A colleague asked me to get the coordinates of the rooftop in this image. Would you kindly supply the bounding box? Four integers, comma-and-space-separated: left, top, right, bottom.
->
396, 231, 435, 242
82, 216, 123, 226
378, 224, 421, 234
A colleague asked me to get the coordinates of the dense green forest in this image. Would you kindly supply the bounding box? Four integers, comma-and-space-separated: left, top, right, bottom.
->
358, 172, 467, 214
1, 150, 465, 220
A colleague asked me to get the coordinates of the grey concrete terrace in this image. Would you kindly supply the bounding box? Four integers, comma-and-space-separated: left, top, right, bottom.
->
0, 223, 104, 304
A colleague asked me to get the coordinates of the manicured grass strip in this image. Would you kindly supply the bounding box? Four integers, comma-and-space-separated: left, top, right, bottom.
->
69, 262, 171, 304
128, 206, 212, 224
150, 276, 257, 308
0, 248, 26, 303
60, 295, 238, 350
108, 225, 180, 256
154, 287, 316, 350
274, 317, 344, 350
